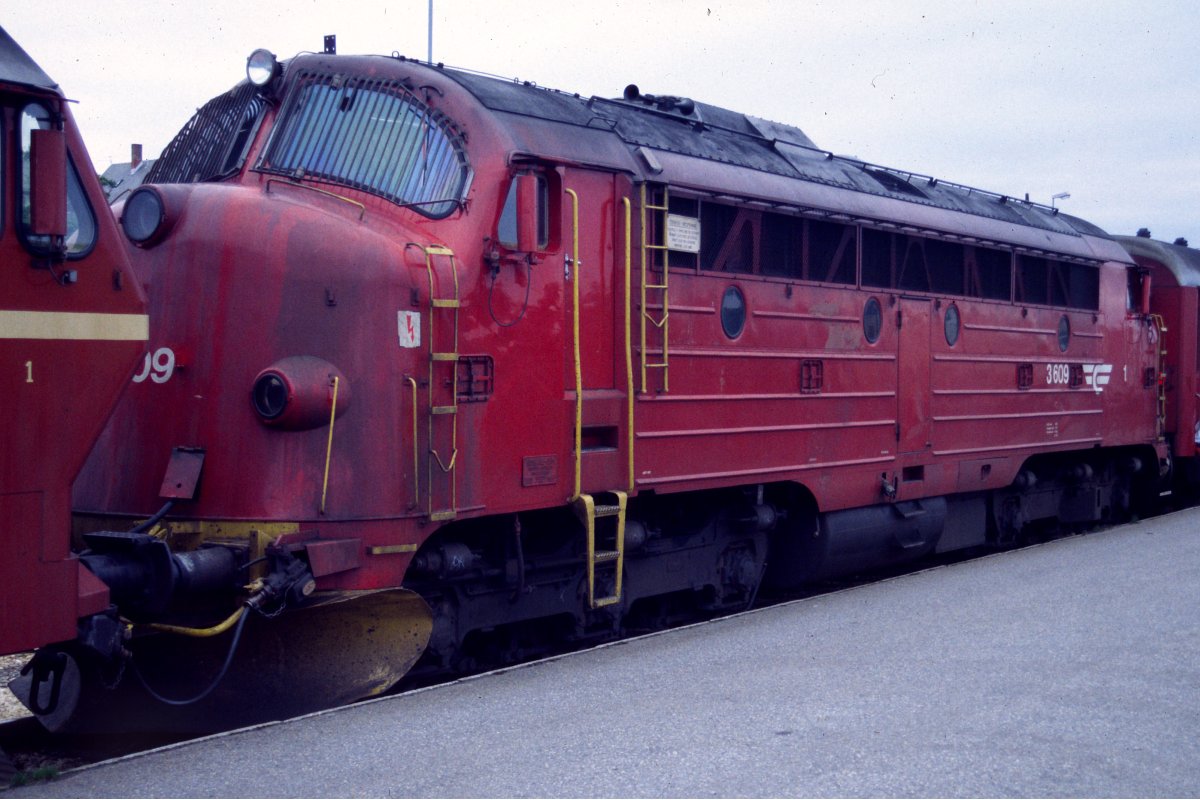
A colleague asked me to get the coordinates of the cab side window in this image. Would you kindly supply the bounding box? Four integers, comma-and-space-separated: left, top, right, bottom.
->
20, 102, 96, 257
497, 172, 548, 250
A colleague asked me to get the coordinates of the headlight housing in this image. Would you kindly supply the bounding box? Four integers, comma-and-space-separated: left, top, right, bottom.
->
121, 187, 166, 246
246, 49, 281, 88
252, 356, 350, 431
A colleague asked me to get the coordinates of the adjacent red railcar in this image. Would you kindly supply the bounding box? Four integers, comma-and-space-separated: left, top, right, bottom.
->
1115, 233, 1200, 484
0, 28, 147, 658
10, 46, 1184, 730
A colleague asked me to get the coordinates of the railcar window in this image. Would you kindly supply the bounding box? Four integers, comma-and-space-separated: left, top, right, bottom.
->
1126, 269, 1142, 311
18, 103, 95, 257
258, 70, 470, 218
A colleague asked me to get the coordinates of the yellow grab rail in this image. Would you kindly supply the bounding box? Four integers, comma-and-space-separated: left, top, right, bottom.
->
567, 188, 582, 501
405, 375, 419, 507
319, 375, 340, 514
622, 197, 635, 492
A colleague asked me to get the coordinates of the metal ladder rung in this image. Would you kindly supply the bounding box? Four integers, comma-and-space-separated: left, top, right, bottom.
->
428, 510, 457, 522
431, 352, 458, 362
431, 405, 457, 415
594, 505, 622, 518
431, 299, 460, 308
645, 283, 668, 290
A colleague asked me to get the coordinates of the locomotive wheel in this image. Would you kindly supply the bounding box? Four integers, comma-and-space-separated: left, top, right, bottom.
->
12, 589, 433, 734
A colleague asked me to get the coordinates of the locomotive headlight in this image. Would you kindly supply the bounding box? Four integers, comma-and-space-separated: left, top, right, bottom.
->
121, 187, 166, 246
252, 373, 289, 420
246, 48, 281, 88
252, 356, 350, 431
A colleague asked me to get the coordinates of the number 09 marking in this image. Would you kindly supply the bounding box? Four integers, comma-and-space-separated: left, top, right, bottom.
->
133, 347, 176, 384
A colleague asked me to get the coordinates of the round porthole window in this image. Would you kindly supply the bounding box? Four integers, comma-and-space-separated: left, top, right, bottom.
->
944, 304, 961, 346
1057, 315, 1070, 352
863, 297, 882, 344
721, 286, 746, 339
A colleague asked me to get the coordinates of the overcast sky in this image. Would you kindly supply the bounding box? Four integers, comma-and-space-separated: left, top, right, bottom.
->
6, 1, 1198, 243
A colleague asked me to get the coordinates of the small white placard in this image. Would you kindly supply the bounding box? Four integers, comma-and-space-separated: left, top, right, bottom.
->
398, 310, 421, 348
666, 214, 701, 253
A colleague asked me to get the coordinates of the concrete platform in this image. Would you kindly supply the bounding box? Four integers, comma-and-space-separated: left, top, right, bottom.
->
10, 509, 1200, 798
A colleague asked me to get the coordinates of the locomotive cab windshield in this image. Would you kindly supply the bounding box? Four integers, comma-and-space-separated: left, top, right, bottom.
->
255, 66, 472, 217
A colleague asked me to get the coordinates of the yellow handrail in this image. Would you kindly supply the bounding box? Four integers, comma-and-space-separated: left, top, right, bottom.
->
320, 375, 340, 514
405, 375, 419, 507
622, 197, 635, 492
567, 188, 582, 501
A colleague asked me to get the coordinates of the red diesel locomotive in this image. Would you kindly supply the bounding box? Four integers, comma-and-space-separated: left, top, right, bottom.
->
8, 43, 1197, 731
0, 26, 147, 697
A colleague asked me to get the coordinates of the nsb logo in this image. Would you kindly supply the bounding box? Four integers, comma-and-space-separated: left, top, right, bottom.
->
1083, 364, 1113, 394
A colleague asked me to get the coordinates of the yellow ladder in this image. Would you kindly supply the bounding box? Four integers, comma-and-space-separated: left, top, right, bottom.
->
572, 490, 627, 608
640, 183, 670, 393
1151, 313, 1168, 441
414, 244, 460, 522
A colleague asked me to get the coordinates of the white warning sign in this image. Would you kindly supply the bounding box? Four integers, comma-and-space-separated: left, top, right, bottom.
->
666, 214, 701, 253
398, 310, 421, 348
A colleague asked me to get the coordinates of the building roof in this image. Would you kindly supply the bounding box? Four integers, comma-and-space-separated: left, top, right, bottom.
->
101, 159, 156, 203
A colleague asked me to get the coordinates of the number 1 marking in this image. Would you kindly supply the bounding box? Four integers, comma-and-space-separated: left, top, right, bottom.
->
24, 360, 33, 383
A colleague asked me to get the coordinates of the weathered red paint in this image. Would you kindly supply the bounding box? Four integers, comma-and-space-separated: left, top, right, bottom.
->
69, 53, 1176, 607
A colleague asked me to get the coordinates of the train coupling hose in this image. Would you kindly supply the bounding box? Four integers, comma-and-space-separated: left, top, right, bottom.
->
244, 544, 317, 616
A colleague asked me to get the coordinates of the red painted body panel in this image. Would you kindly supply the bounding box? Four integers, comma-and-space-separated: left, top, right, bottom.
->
0, 72, 147, 654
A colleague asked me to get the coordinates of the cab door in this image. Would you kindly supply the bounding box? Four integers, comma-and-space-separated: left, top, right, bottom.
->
562, 170, 624, 494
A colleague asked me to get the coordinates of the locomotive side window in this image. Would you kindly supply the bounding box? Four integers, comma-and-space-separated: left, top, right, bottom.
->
965, 245, 1012, 301
671, 194, 855, 284
864, 228, 1016, 302
863, 297, 883, 344
944, 304, 961, 346
807, 219, 856, 284
720, 285, 746, 338
149, 81, 266, 185
760, 211, 801, 277
18, 103, 96, 257
258, 70, 471, 218
1015, 255, 1099, 311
